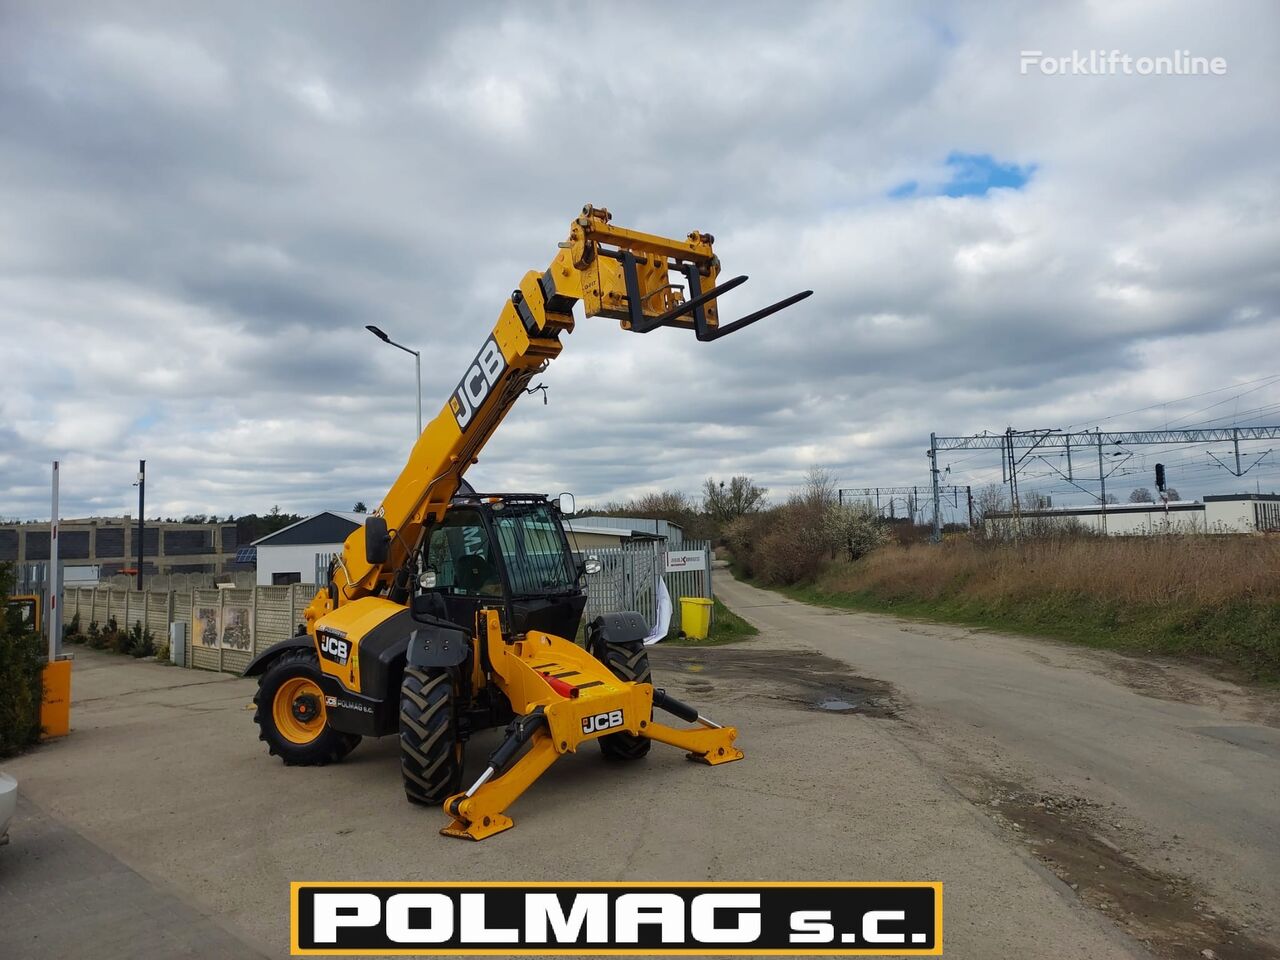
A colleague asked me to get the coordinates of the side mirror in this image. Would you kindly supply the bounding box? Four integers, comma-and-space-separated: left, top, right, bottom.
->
558, 491, 576, 515
583, 555, 602, 575
364, 516, 390, 565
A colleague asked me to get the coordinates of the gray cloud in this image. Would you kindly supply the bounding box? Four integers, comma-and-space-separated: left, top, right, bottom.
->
1, 0, 1278, 523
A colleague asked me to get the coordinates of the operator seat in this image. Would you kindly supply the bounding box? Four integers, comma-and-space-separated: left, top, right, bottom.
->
455, 553, 499, 595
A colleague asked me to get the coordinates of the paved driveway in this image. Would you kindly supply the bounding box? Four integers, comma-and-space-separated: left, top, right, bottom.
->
1, 642, 1152, 959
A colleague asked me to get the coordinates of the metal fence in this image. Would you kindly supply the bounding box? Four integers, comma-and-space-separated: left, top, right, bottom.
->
578, 541, 712, 637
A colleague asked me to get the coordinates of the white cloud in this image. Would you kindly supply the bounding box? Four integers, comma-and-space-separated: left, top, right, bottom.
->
0, 1, 1277, 522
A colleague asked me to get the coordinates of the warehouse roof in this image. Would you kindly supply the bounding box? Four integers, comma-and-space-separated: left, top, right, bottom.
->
251, 512, 366, 547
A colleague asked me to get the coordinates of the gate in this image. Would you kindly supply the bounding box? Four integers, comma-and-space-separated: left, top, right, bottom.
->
579, 540, 712, 639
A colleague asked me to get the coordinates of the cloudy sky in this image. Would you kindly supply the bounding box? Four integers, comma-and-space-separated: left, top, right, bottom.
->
1, 1, 1277, 523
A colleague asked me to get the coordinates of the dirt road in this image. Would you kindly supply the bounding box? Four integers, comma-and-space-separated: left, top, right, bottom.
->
716, 573, 1280, 958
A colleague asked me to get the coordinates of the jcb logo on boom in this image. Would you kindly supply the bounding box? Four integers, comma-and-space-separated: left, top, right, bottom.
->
449, 337, 506, 431
319, 634, 350, 664
581, 709, 624, 735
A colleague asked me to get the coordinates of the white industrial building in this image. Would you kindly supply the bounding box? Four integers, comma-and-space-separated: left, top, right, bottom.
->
563, 520, 666, 551
251, 511, 365, 585
986, 494, 1280, 537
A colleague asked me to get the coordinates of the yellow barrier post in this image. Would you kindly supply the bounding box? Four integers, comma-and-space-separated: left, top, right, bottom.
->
40, 660, 72, 739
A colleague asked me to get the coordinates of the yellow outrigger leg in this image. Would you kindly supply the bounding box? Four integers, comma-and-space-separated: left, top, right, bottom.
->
440, 612, 743, 841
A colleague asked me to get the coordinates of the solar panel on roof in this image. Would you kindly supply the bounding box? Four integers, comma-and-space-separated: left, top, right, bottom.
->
235, 546, 257, 563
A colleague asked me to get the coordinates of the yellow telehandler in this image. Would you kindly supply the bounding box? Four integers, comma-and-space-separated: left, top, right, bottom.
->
244, 206, 811, 839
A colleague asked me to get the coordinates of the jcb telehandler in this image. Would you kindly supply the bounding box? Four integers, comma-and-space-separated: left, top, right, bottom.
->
244, 206, 811, 839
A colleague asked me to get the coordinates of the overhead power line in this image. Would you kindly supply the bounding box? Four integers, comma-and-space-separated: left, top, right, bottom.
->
933, 425, 1280, 451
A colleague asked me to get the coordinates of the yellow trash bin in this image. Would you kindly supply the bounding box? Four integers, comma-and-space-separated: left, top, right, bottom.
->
680, 597, 713, 640
40, 659, 72, 739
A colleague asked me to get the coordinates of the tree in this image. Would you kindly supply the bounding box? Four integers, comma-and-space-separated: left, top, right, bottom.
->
798, 466, 839, 512
1104, 494, 1119, 504
0, 561, 45, 757
1165, 487, 1181, 500
352, 501, 368, 513
1129, 487, 1154, 503
702, 475, 768, 525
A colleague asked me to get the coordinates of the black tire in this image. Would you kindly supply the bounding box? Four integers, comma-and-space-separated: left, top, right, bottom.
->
399, 667, 465, 805
252, 648, 361, 766
595, 638, 652, 761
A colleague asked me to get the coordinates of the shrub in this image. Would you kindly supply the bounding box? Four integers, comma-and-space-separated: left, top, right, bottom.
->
64, 612, 82, 643
0, 561, 45, 757
725, 469, 889, 586
109, 618, 132, 654
86, 619, 102, 648
128, 621, 157, 658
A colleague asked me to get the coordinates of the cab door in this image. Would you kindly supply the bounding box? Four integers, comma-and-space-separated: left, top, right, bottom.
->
422, 509, 506, 633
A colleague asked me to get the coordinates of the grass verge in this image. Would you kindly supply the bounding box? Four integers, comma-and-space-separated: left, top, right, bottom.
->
664, 597, 759, 647
759, 537, 1280, 682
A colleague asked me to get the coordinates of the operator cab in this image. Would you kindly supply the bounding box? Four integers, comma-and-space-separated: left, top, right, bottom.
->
416, 492, 588, 641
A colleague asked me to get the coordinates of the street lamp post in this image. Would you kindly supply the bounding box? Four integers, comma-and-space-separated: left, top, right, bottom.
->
365, 325, 422, 437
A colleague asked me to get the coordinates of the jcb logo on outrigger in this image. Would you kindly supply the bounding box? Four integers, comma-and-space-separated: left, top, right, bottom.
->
449, 337, 505, 430
582, 709, 624, 735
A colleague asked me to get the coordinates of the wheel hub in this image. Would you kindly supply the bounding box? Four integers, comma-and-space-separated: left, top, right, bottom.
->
291, 693, 320, 724
273, 676, 327, 744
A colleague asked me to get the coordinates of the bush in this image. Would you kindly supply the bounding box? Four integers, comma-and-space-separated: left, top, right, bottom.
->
0, 561, 46, 757
64, 612, 82, 643
724, 469, 888, 586
128, 621, 157, 658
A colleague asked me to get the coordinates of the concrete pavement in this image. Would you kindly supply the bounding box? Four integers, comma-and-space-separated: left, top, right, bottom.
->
716, 573, 1280, 957
0, 636, 1188, 959
0, 794, 271, 960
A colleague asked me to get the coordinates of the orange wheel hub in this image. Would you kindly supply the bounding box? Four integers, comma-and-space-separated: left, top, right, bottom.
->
273, 676, 326, 744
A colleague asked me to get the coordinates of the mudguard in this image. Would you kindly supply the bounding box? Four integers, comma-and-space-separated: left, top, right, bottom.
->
242, 635, 314, 677
587, 611, 649, 648
406, 616, 471, 669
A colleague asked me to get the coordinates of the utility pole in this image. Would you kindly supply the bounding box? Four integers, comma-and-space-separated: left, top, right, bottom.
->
49, 461, 60, 660
136, 459, 146, 591
929, 432, 942, 543
1005, 429, 1023, 539
966, 485, 974, 529
1096, 430, 1107, 535
1233, 427, 1241, 477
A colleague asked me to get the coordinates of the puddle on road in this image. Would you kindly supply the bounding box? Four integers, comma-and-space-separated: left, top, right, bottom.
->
817, 698, 857, 712
648, 646, 899, 719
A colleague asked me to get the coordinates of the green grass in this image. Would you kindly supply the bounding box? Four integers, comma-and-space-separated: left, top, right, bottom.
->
768, 580, 1280, 683
664, 597, 759, 647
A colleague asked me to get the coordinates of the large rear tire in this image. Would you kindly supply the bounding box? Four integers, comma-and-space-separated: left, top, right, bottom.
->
399, 667, 465, 805
595, 637, 652, 761
253, 649, 361, 765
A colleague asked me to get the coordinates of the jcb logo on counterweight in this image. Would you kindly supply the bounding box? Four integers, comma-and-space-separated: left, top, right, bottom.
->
582, 709, 624, 734
449, 337, 506, 431
319, 634, 349, 664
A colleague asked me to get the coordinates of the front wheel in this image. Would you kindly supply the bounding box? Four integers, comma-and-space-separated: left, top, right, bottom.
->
253, 649, 360, 765
399, 667, 465, 805
595, 637, 652, 761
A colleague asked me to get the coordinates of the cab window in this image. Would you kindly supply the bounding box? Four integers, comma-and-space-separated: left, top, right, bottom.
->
424, 510, 502, 596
